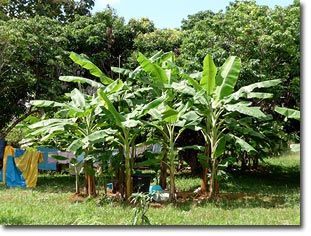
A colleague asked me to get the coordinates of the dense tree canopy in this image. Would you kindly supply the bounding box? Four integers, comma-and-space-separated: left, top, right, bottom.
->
180, 0, 300, 111
0, 0, 95, 22
134, 29, 183, 57
0, 16, 69, 136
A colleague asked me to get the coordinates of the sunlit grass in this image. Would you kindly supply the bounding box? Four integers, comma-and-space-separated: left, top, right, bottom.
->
0, 153, 300, 225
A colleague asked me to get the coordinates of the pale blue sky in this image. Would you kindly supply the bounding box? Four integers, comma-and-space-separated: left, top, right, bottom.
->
92, 0, 294, 28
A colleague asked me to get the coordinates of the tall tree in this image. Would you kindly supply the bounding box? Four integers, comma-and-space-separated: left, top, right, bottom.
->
0, 0, 95, 22
0, 16, 70, 138
180, 0, 300, 110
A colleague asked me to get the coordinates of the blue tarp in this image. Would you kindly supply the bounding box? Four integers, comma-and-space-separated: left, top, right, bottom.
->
37, 147, 58, 171
6, 155, 26, 188
1, 147, 59, 188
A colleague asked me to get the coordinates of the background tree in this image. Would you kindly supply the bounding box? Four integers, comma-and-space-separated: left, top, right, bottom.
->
0, 16, 70, 138
0, 0, 95, 22
180, 0, 300, 109
64, 9, 133, 77
134, 29, 183, 57
127, 17, 155, 37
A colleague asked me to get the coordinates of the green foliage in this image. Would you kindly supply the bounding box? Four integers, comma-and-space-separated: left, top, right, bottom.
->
178, 0, 300, 167
0, 8, 136, 136
127, 17, 155, 36
64, 9, 134, 78
0, 0, 95, 22
180, 0, 300, 111
134, 29, 183, 57
176, 53, 281, 196
130, 192, 152, 225
275, 107, 300, 121
0, 16, 70, 136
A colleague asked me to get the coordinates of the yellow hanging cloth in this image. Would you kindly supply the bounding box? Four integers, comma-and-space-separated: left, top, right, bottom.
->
1, 145, 15, 184
15, 150, 43, 188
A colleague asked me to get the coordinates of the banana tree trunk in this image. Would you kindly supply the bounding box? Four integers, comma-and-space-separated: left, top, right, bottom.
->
201, 167, 208, 194
83, 158, 96, 197
169, 164, 175, 201
83, 148, 96, 197
160, 148, 168, 190
124, 143, 133, 200
208, 159, 217, 199
200, 144, 210, 194
168, 147, 176, 201
75, 166, 80, 194
85, 173, 96, 197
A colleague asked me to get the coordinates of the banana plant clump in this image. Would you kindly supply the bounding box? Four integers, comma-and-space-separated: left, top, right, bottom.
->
176, 55, 281, 197
22, 50, 282, 201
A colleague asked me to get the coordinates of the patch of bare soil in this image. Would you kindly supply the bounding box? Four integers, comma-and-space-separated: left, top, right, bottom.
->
69, 193, 88, 203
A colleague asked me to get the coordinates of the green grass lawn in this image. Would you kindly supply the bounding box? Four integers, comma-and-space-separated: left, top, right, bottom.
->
0, 153, 300, 225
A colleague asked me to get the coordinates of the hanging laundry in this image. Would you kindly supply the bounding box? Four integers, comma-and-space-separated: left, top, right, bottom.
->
37, 147, 58, 171
1, 145, 14, 184
56, 151, 75, 164
15, 149, 43, 188
6, 155, 26, 188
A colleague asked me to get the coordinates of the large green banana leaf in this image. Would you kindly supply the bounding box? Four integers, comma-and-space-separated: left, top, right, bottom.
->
70, 88, 86, 109
30, 100, 66, 108
28, 118, 76, 129
137, 52, 169, 85
225, 102, 266, 118
275, 106, 300, 120
229, 134, 256, 153
200, 54, 217, 95
59, 76, 103, 88
215, 56, 241, 100
226, 79, 281, 102
97, 88, 125, 127
69, 52, 113, 85
104, 79, 124, 94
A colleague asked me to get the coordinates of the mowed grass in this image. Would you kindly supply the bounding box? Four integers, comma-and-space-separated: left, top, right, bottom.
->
0, 153, 300, 225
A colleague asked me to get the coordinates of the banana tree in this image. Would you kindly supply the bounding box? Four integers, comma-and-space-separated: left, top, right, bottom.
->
275, 106, 300, 152
131, 52, 201, 200
97, 88, 165, 200
22, 88, 115, 196
56, 52, 166, 200
146, 101, 200, 200
176, 54, 282, 198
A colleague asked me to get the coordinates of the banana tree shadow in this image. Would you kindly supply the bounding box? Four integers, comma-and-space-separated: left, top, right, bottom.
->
173, 161, 300, 211
36, 174, 81, 193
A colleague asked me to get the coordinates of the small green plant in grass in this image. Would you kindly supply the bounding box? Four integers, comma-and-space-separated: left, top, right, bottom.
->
130, 192, 152, 225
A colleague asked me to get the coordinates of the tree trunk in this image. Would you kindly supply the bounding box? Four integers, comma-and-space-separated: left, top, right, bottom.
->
215, 179, 219, 194
85, 174, 96, 196
208, 159, 217, 199
200, 144, 210, 194
169, 164, 175, 201
124, 144, 133, 200
160, 149, 168, 190
241, 152, 248, 171
169, 150, 176, 201
200, 167, 208, 194
75, 167, 80, 194
84, 161, 96, 197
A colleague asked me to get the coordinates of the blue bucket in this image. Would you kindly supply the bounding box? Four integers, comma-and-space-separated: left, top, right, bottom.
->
149, 185, 163, 193
0, 139, 6, 161
107, 183, 113, 190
